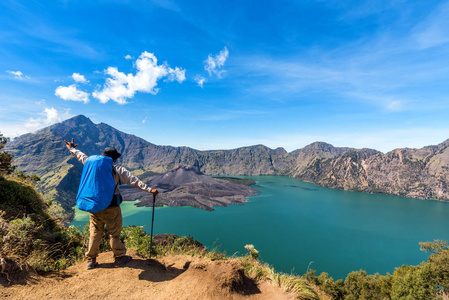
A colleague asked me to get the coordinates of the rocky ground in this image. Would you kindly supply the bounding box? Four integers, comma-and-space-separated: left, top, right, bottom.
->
0, 250, 295, 300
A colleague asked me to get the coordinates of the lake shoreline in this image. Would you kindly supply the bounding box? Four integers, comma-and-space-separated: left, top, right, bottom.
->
71, 175, 449, 280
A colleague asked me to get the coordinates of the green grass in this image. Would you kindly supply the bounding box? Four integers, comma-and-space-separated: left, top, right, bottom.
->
120, 226, 227, 261
238, 255, 322, 300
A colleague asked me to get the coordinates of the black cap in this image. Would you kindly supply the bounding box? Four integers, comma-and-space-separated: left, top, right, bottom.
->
101, 147, 121, 160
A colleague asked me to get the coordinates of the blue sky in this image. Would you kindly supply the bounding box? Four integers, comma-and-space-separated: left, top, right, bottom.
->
1, 0, 449, 152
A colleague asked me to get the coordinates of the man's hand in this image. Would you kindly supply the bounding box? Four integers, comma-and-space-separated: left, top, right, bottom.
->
64, 138, 78, 150
150, 189, 159, 195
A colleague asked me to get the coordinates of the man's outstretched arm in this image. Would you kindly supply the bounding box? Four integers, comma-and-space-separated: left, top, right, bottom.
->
115, 165, 158, 195
64, 138, 88, 165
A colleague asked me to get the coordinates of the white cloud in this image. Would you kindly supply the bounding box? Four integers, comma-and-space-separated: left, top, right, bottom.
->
44, 107, 61, 123
24, 117, 41, 129
195, 75, 206, 88
167, 67, 186, 83
0, 123, 29, 138
125, 54, 133, 60
55, 84, 90, 103
6, 70, 29, 80
7, 70, 23, 78
204, 47, 229, 78
24, 107, 62, 130
230, 3, 449, 111
0, 107, 71, 138
72, 72, 88, 83
92, 51, 186, 104
236, 38, 449, 110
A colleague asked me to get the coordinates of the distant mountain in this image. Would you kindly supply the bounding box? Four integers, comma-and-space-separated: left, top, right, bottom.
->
5, 115, 449, 221
4, 115, 292, 220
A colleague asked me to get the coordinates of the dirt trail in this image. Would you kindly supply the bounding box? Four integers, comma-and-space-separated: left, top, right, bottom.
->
1, 250, 295, 300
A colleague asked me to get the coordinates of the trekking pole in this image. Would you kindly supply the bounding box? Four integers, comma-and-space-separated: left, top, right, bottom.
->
148, 193, 156, 265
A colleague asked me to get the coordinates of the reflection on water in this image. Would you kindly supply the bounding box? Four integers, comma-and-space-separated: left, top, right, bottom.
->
283, 184, 318, 191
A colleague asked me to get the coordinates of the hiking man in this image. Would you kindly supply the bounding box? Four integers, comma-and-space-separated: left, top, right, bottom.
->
65, 138, 158, 269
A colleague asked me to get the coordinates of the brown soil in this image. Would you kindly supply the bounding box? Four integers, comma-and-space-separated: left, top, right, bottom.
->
0, 251, 295, 300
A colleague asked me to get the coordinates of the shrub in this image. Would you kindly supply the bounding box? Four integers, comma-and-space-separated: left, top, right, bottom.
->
244, 244, 259, 259
0, 173, 89, 277
306, 270, 345, 299
120, 227, 224, 260
390, 263, 437, 299
306, 240, 449, 300
0, 215, 88, 273
344, 270, 390, 300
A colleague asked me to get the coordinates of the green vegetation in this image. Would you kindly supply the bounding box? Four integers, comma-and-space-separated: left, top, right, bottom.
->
306, 240, 449, 299
244, 244, 260, 259
238, 245, 323, 300
2, 136, 449, 299
120, 226, 227, 261
0, 135, 85, 282
0, 133, 15, 175
0, 174, 88, 275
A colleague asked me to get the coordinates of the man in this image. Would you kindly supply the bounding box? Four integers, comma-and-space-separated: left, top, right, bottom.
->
65, 138, 158, 270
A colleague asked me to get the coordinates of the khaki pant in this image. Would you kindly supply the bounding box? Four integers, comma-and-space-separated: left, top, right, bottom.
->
86, 206, 126, 260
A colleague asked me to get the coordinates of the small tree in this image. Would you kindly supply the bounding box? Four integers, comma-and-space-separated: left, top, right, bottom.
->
0, 133, 15, 175
244, 244, 259, 260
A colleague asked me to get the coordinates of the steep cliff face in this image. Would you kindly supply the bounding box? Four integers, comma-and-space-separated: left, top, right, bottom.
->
291, 142, 449, 200
195, 145, 294, 176
5, 115, 449, 219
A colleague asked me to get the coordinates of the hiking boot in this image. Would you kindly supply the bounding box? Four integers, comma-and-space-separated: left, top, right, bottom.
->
86, 258, 98, 270
114, 254, 132, 267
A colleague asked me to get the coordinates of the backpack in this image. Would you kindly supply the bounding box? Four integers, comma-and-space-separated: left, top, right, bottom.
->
76, 155, 116, 213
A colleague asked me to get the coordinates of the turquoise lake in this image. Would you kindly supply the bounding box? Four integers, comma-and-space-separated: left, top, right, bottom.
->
70, 175, 449, 279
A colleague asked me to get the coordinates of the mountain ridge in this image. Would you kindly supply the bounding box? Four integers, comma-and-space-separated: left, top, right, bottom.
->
5, 115, 449, 221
